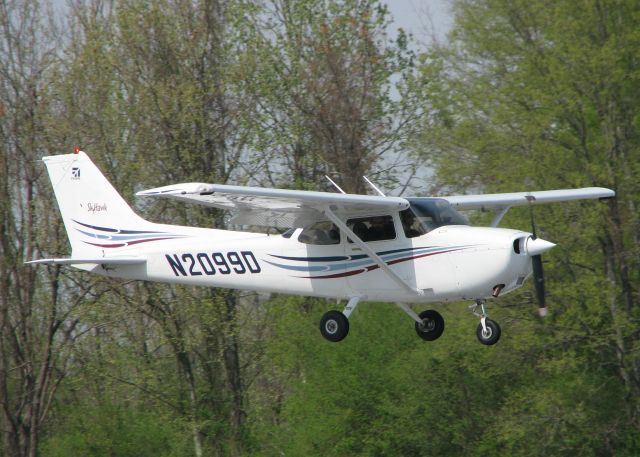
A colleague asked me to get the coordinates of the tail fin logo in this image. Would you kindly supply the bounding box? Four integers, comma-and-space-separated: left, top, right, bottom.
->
71, 167, 81, 179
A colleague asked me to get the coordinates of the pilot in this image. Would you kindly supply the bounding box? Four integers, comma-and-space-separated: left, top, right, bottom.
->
401, 210, 424, 238
367, 216, 394, 241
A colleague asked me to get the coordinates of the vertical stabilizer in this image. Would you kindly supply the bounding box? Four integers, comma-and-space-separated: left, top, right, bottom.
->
43, 151, 155, 257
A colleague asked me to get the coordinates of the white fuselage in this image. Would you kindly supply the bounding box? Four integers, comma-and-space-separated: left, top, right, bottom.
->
81, 222, 533, 303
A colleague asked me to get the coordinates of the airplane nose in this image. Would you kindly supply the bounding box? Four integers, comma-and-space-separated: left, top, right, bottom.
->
525, 237, 556, 256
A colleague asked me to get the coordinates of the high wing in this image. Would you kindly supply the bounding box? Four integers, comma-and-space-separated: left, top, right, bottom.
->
137, 183, 409, 228
442, 187, 614, 210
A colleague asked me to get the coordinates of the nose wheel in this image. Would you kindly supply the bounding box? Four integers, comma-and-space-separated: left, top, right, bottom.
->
476, 318, 501, 345
470, 300, 501, 345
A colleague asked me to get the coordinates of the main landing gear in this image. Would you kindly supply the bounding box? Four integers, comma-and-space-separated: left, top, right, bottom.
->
319, 297, 359, 342
414, 309, 445, 341
319, 297, 446, 343
319, 298, 501, 345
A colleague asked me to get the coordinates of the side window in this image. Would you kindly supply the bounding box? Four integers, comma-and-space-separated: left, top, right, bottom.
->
347, 215, 396, 242
400, 209, 426, 238
298, 221, 340, 245
281, 228, 296, 239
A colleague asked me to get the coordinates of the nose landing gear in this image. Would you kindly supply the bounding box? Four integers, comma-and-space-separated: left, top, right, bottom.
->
469, 299, 501, 345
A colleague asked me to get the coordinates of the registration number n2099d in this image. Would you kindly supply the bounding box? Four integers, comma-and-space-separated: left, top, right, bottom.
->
166, 251, 261, 276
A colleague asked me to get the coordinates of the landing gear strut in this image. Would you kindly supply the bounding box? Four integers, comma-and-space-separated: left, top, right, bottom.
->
469, 299, 501, 345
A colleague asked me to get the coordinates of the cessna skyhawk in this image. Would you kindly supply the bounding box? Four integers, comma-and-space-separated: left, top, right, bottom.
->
29, 151, 614, 345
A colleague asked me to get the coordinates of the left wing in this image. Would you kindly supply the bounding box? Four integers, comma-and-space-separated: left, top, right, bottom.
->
137, 183, 409, 228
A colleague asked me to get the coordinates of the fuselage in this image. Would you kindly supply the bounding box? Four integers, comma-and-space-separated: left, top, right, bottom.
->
81, 220, 533, 303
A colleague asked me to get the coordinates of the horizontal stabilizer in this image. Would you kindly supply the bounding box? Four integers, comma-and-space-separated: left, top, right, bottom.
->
26, 257, 146, 266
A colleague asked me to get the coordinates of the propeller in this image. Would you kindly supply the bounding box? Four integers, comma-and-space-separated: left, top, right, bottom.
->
526, 196, 552, 317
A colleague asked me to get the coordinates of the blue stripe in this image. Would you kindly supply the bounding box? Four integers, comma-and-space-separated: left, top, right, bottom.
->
265, 246, 462, 274
73, 219, 165, 235
74, 228, 181, 241
268, 247, 422, 263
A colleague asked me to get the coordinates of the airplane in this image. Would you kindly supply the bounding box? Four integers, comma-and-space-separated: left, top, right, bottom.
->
28, 150, 615, 345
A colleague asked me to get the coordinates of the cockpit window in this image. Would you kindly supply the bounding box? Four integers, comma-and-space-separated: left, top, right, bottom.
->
298, 221, 340, 245
282, 228, 296, 239
406, 198, 468, 234
400, 209, 427, 238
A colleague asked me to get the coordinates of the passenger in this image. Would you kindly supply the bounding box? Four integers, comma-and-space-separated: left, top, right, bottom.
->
367, 216, 394, 241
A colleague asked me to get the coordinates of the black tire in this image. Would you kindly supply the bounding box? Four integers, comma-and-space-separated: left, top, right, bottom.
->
415, 309, 445, 341
476, 319, 501, 345
320, 310, 349, 342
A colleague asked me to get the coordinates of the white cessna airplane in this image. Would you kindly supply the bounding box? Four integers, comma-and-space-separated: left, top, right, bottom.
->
29, 150, 614, 345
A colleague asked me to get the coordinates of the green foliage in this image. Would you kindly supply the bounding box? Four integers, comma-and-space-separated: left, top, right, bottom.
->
41, 402, 192, 457
414, 0, 640, 454
0, 0, 635, 455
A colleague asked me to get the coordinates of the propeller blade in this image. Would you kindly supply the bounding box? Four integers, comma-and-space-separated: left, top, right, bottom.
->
531, 254, 547, 316
527, 196, 548, 316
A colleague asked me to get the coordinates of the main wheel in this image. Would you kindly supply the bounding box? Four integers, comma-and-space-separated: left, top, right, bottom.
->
476, 319, 501, 345
320, 310, 349, 342
415, 309, 445, 341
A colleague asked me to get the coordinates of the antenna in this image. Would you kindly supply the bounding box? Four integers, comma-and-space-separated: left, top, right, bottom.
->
363, 176, 386, 197
325, 175, 346, 194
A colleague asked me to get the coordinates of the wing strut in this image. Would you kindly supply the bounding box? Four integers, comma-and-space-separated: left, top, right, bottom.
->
490, 206, 511, 227
324, 206, 424, 299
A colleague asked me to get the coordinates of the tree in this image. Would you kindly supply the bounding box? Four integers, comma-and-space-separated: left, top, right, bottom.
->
0, 1, 88, 455
417, 0, 640, 452
49, 1, 266, 455
235, 0, 422, 193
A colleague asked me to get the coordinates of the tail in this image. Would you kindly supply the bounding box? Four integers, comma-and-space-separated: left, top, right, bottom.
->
43, 151, 159, 258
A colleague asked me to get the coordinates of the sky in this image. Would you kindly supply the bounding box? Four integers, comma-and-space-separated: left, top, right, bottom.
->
386, 0, 454, 43
50, 0, 454, 39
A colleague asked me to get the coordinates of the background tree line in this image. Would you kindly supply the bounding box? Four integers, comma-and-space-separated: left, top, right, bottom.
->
0, 0, 637, 456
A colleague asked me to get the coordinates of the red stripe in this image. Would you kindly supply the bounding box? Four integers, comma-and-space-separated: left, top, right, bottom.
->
296, 269, 366, 279
83, 237, 178, 249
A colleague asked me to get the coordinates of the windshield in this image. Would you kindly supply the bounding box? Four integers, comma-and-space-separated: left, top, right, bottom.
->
407, 198, 469, 233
